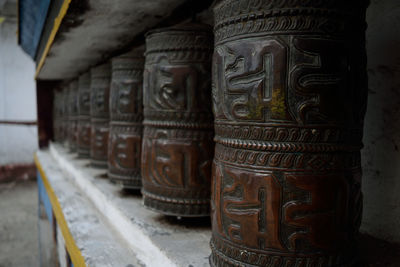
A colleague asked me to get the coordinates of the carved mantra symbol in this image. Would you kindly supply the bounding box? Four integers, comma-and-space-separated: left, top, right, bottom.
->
79, 124, 90, 144
111, 80, 141, 115
80, 92, 90, 110
213, 38, 290, 122
290, 37, 350, 124
214, 37, 355, 125
72, 122, 78, 141
110, 133, 141, 170
94, 127, 107, 148
212, 164, 285, 250
91, 89, 105, 113
144, 60, 210, 113
212, 163, 357, 252
70, 94, 78, 114
284, 174, 349, 251
142, 138, 212, 188
156, 65, 199, 111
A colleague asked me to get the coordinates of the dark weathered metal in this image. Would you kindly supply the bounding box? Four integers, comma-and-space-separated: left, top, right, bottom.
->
77, 72, 91, 158
108, 48, 144, 189
61, 85, 69, 147
67, 80, 79, 152
210, 1, 368, 266
90, 63, 111, 168
142, 24, 215, 217
53, 90, 62, 142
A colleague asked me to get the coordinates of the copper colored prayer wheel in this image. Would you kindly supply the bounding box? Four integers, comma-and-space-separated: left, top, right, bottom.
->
210, 1, 368, 266
67, 80, 79, 152
142, 24, 214, 217
108, 49, 144, 189
78, 72, 91, 158
62, 85, 69, 147
53, 90, 62, 142
90, 63, 111, 168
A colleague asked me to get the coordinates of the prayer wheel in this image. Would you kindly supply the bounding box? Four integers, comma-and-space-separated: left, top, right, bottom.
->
68, 80, 79, 152
78, 72, 91, 158
53, 90, 62, 142
210, 0, 368, 266
142, 24, 214, 217
108, 49, 144, 189
90, 63, 111, 168
62, 85, 69, 147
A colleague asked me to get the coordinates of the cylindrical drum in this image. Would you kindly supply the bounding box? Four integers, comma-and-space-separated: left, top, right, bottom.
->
90, 63, 111, 168
53, 90, 62, 142
142, 24, 214, 217
68, 80, 79, 152
78, 72, 91, 157
109, 49, 144, 189
62, 85, 69, 147
210, 1, 368, 266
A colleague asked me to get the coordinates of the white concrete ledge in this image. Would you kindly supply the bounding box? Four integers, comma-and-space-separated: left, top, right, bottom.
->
36, 150, 141, 266
48, 143, 211, 267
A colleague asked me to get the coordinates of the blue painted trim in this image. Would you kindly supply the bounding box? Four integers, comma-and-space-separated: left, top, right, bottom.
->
19, 0, 52, 59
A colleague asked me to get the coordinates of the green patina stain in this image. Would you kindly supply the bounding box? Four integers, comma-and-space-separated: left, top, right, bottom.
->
242, 88, 288, 120
269, 89, 287, 119
248, 100, 264, 119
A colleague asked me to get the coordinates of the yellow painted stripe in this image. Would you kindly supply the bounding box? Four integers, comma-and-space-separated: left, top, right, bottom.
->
35, 0, 71, 79
34, 153, 87, 267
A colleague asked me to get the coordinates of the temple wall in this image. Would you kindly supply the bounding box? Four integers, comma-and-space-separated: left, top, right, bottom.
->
0, 20, 37, 165
361, 0, 400, 243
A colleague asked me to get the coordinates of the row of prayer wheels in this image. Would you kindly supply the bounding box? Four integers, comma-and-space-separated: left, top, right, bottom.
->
53, 0, 369, 265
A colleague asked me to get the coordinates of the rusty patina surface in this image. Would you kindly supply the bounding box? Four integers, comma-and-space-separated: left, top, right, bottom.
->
67, 80, 79, 152
77, 72, 91, 158
90, 63, 111, 168
210, 0, 368, 266
53, 89, 62, 142
61, 86, 69, 147
108, 48, 144, 189
142, 24, 214, 217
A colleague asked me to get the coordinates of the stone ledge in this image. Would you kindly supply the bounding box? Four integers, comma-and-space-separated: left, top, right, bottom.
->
36, 150, 141, 266
48, 143, 211, 267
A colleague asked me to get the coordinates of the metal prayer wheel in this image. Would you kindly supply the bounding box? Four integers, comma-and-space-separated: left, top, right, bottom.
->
62, 85, 69, 147
210, 1, 368, 266
77, 72, 91, 157
53, 90, 62, 142
108, 48, 144, 189
90, 63, 111, 168
68, 80, 79, 152
142, 24, 214, 217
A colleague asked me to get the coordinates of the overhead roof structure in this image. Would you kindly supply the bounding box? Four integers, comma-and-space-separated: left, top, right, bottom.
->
18, 0, 212, 80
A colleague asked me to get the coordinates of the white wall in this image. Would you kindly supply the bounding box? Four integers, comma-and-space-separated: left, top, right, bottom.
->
361, 0, 400, 243
0, 19, 38, 165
